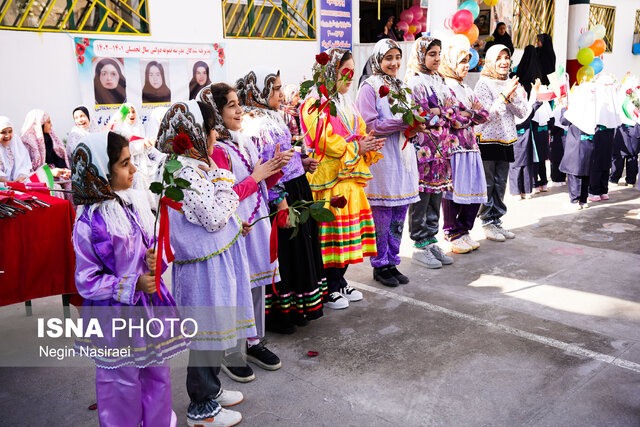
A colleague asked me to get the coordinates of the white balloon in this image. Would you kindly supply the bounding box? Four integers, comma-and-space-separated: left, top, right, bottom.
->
577, 31, 595, 49
451, 34, 471, 51
591, 24, 606, 40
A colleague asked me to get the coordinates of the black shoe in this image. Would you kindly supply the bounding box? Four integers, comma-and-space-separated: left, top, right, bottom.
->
246, 342, 282, 371
293, 315, 309, 327
373, 266, 399, 287
221, 362, 255, 383
266, 322, 297, 335
388, 266, 409, 284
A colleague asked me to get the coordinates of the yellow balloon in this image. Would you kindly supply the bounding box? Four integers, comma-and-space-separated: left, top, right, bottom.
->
409, 25, 417, 34
576, 65, 594, 83
484, 0, 498, 6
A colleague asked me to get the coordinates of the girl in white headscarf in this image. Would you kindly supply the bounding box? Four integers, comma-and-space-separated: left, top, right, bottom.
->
357, 38, 423, 287
474, 44, 530, 241
0, 116, 31, 182
20, 109, 70, 178
610, 75, 640, 187
67, 106, 98, 160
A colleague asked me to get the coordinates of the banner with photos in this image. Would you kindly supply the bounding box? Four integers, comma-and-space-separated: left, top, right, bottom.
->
74, 38, 227, 129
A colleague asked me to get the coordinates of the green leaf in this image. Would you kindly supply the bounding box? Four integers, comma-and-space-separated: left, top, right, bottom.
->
312, 201, 326, 209
403, 111, 412, 125
149, 182, 164, 195
300, 80, 314, 89
404, 87, 412, 94
289, 226, 299, 240
165, 159, 182, 174
414, 114, 426, 123
390, 105, 400, 114
174, 177, 191, 189
310, 207, 336, 223
298, 208, 310, 224
288, 207, 299, 227
329, 102, 337, 116
391, 92, 401, 99
165, 186, 184, 202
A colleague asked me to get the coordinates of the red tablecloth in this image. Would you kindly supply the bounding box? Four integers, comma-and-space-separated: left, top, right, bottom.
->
0, 191, 77, 305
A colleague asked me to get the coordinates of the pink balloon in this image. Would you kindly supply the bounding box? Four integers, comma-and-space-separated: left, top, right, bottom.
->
451, 9, 473, 33
444, 15, 453, 30
400, 9, 414, 24
404, 32, 416, 41
396, 20, 410, 34
410, 5, 423, 20
413, 22, 422, 34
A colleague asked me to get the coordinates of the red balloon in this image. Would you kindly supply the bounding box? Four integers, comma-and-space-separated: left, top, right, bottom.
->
451, 9, 473, 33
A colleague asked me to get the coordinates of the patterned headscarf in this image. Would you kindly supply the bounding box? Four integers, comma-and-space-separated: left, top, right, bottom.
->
364, 38, 404, 94
71, 132, 115, 206
406, 35, 439, 77
157, 101, 209, 163
235, 67, 280, 111
197, 84, 232, 141
439, 42, 472, 83
20, 109, 68, 170
481, 44, 510, 81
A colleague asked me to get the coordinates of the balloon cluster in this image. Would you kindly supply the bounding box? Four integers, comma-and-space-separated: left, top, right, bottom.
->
576, 24, 606, 83
397, 5, 427, 42
444, 1, 485, 69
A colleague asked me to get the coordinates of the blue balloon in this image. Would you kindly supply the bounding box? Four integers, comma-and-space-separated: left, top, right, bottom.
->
590, 57, 603, 74
459, 1, 480, 19
469, 49, 479, 69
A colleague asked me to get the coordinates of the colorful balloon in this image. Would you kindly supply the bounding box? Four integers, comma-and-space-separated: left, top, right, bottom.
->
451, 9, 474, 33
469, 48, 480, 69
484, 0, 498, 6
577, 31, 595, 49
409, 25, 417, 34
444, 15, 453, 30
413, 22, 423, 34
451, 34, 471, 51
404, 32, 416, 42
409, 5, 423, 21
400, 9, 414, 24
463, 24, 479, 44
591, 24, 606, 40
459, 1, 480, 19
576, 65, 594, 83
396, 20, 410, 34
589, 39, 605, 56
576, 47, 594, 66
590, 57, 603, 74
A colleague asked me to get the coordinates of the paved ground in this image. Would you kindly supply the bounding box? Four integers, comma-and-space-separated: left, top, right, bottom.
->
1, 183, 639, 426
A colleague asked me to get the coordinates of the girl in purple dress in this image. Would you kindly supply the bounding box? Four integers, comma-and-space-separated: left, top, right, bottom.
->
71, 131, 188, 426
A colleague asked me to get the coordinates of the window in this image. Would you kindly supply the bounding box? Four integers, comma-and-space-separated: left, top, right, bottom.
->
512, 0, 554, 49
634, 10, 640, 43
589, 4, 615, 53
222, 0, 316, 40
0, 0, 150, 35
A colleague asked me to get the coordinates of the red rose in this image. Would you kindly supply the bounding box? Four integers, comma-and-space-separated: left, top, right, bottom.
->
379, 85, 390, 97
77, 55, 85, 64
329, 195, 347, 209
315, 52, 330, 65
627, 88, 633, 95
173, 133, 193, 155
319, 84, 329, 98
219, 58, 224, 66
341, 68, 354, 80
213, 43, 219, 49
76, 43, 85, 55
83, 38, 90, 46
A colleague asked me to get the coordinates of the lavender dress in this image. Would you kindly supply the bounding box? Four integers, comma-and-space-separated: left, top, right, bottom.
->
73, 206, 188, 367
169, 162, 257, 351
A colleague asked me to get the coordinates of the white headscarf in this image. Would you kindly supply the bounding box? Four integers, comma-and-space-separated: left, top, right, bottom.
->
110, 103, 145, 139
20, 109, 68, 170
619, 75, 640, 126
144, 106, 169, 144
565, 82, 597, 135
363, 38, 405, 95
594, 75, 622, 129
0, 116, 32, 181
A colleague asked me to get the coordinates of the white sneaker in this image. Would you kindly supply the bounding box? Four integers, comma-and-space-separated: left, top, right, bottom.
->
187, 408, 242, 427
450, 238, 472, 254
462, 234, 480, 250
483, 224, 506, 242
495, 225, 515, 239
325, 292, 349, 309
429, 243, 454, 265
340, 284, 363, 302
215, 389, 243, 408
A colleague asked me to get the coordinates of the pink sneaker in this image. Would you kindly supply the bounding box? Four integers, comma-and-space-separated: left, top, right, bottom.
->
587, 194, 601, 202
600, 194, 609, 200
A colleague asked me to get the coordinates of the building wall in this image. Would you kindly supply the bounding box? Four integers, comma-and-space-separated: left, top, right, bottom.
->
0, 0, 323, 137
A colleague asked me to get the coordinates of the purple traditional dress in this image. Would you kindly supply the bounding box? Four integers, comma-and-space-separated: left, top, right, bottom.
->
404, 36, 457, 250
157, 101, 256, 423
357, 38, 420, 271
236, 68, 326, 330
439, 42, 490, 242
71, 131, 188, 427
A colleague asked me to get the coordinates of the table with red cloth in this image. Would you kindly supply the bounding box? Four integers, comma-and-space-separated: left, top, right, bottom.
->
0, 191, 77, 306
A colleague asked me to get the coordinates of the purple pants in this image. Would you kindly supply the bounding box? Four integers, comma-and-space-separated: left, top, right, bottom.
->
370, 205, 409, 268
96, 365, 173, 426
442, 199, 480, 241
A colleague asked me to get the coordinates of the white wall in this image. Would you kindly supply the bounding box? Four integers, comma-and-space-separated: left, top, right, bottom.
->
0, 0, 322, 137
595, 0, 640, 78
